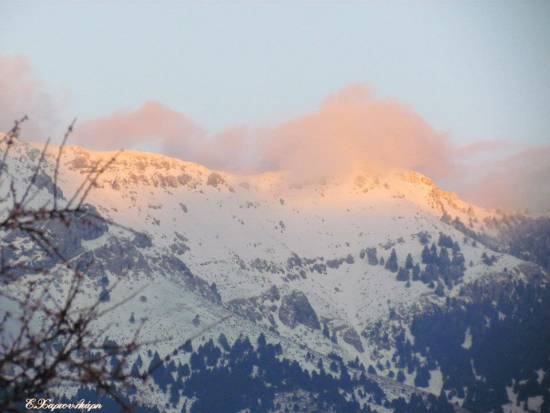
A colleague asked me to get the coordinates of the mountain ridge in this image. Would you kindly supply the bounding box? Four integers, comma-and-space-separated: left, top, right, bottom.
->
2, 138, 549, 412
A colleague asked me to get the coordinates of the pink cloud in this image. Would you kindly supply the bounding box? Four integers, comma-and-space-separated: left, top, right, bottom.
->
73, 85, 457, 182
74, 101, 204, 159
194, 126, 258, 173
259, 85, 456, 181
455, 140, 510, 159
457, 145, 550, 213
3, 56, 545, 213
0, 55, 60, 138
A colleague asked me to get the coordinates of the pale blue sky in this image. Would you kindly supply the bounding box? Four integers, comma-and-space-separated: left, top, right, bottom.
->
1, 0, 550, 146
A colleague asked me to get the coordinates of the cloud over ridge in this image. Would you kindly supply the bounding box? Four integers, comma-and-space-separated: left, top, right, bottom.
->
0, 56, 60, 139
1, 56, 548, 213
74, 85, 457, 181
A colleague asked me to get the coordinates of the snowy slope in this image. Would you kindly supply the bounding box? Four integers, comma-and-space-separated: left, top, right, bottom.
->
2, 139, 547, 412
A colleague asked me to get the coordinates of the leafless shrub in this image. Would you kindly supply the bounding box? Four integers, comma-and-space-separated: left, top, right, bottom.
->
0, 118, 231, 412
0, 117, 141, 411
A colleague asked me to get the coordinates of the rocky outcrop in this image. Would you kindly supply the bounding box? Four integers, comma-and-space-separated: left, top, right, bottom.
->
90, 237, 149, 277
206, 172, 225, 188
342, 327, 364, 353
279, 291, 320, 330
160, 255, 221, 303
227, 286, 280, 326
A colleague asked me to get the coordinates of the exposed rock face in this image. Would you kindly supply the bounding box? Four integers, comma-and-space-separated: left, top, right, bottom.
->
342, 327, 364, 353
227, 285, 280, 326
89, 237, 150, 277
278, 291, 320, 330
43, 205, 108, 257
160, 255, 222, 303
206, 172, 225, 188
34, 172, 65, 200
4, 203, 109, 279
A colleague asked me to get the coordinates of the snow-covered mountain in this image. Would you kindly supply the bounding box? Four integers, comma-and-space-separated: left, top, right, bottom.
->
3, 139, 549, 413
